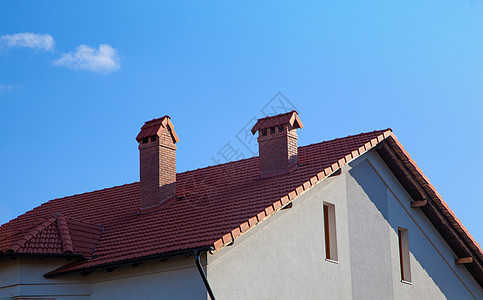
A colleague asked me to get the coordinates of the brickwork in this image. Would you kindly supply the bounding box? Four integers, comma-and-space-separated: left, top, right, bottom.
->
257, 124, 299, 178
138, 120, 177, 210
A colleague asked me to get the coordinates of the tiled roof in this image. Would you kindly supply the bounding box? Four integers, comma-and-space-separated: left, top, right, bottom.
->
0, 214, 102, 257
1, 129, 481, 285
251, 110, 303, 134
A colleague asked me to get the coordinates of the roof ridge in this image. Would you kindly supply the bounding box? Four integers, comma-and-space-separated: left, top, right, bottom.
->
89, 226, 105, 259
8, 216, 57, 253
330, 128, 392, 141
181, 155, 258, 175
63, 216, 104, 229
182, 128, 391, 174
56, 215, 104, 257
300, 128, 391, 149
56, 214, 74, 254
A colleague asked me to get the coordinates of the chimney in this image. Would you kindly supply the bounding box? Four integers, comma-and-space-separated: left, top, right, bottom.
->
251, 110, 303, 178
136, 116, 179, 210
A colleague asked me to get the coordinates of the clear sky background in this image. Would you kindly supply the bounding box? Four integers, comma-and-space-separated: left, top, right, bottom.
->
0, 1, 482, 245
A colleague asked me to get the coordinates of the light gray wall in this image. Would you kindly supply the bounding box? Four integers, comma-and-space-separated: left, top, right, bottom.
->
0, 257, 91, 299
0, 256, 207, 300
206, 150, 483, 300
207, 174, 354, 299
347, 151, 482, 299
88, 256, 207, 300
346, 158, 394, 299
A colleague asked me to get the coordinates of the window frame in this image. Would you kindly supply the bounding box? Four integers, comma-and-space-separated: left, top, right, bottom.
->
323, 202, 338, 262
398, 227, 412, 283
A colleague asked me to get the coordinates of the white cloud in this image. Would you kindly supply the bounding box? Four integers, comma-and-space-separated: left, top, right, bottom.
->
0, 84, 14, 94
1, 33, 55, 51
54, 44, 121, 74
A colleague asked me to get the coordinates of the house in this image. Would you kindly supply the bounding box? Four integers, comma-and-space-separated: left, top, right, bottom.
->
0, 111, 482, 299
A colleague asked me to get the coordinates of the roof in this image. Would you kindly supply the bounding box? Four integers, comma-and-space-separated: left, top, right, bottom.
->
135, 116, 180, 143
251, 110, 303, 134
1, 214, 102, 257
1, 129, 481, 286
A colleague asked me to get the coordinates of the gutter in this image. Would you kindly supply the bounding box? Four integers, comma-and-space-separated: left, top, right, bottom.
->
195, 249, 216, 300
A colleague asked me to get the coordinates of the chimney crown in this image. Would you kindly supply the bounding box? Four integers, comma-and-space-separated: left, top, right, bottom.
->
251, 110, 303, 135
136, 116, 179, 144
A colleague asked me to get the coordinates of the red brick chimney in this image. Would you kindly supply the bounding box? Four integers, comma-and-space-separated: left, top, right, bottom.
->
251, 110, 303, 178
136, 116, 179, 210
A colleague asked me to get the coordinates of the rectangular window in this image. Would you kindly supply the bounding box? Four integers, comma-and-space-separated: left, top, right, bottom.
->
323, 203, 338, 261
398, 228, 411, 282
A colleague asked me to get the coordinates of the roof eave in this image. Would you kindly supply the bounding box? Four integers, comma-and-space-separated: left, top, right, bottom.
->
376, 138, 483, 287
44, 246, 212, 278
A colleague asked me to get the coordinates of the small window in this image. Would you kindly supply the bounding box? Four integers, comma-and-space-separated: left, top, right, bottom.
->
278, 125, 284, 132
151, 136, 157, 142
261, 129, 267, 136
270, 127, 275, 134
323, 203, 338, 261
398, 228, 411, 282
142, 137, 148, 144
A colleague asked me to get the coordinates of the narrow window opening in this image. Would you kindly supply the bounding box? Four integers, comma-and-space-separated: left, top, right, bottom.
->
142, 137, 148, 144
278, 125, 284, 132
151, 136, 157, 142
261, 129, 267, 136
270, 127, 275, 134
323, 203, 338, 261
398, 228, 411, 283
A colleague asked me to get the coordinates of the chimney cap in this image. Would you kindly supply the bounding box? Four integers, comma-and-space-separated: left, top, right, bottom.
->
136, 115, 180, 143
251, 110, 303, 134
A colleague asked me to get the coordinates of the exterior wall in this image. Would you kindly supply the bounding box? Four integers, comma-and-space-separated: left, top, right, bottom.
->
0, 256, 207, 300
346, 157, 395, 299
0, 257, 90, 299
206, 151, 483, 299
207, 174, 354, 299
88, 256, 206, 300
347, 152, 482, 299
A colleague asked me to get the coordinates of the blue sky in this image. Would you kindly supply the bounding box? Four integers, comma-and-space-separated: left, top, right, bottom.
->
0, 1, 482, 245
